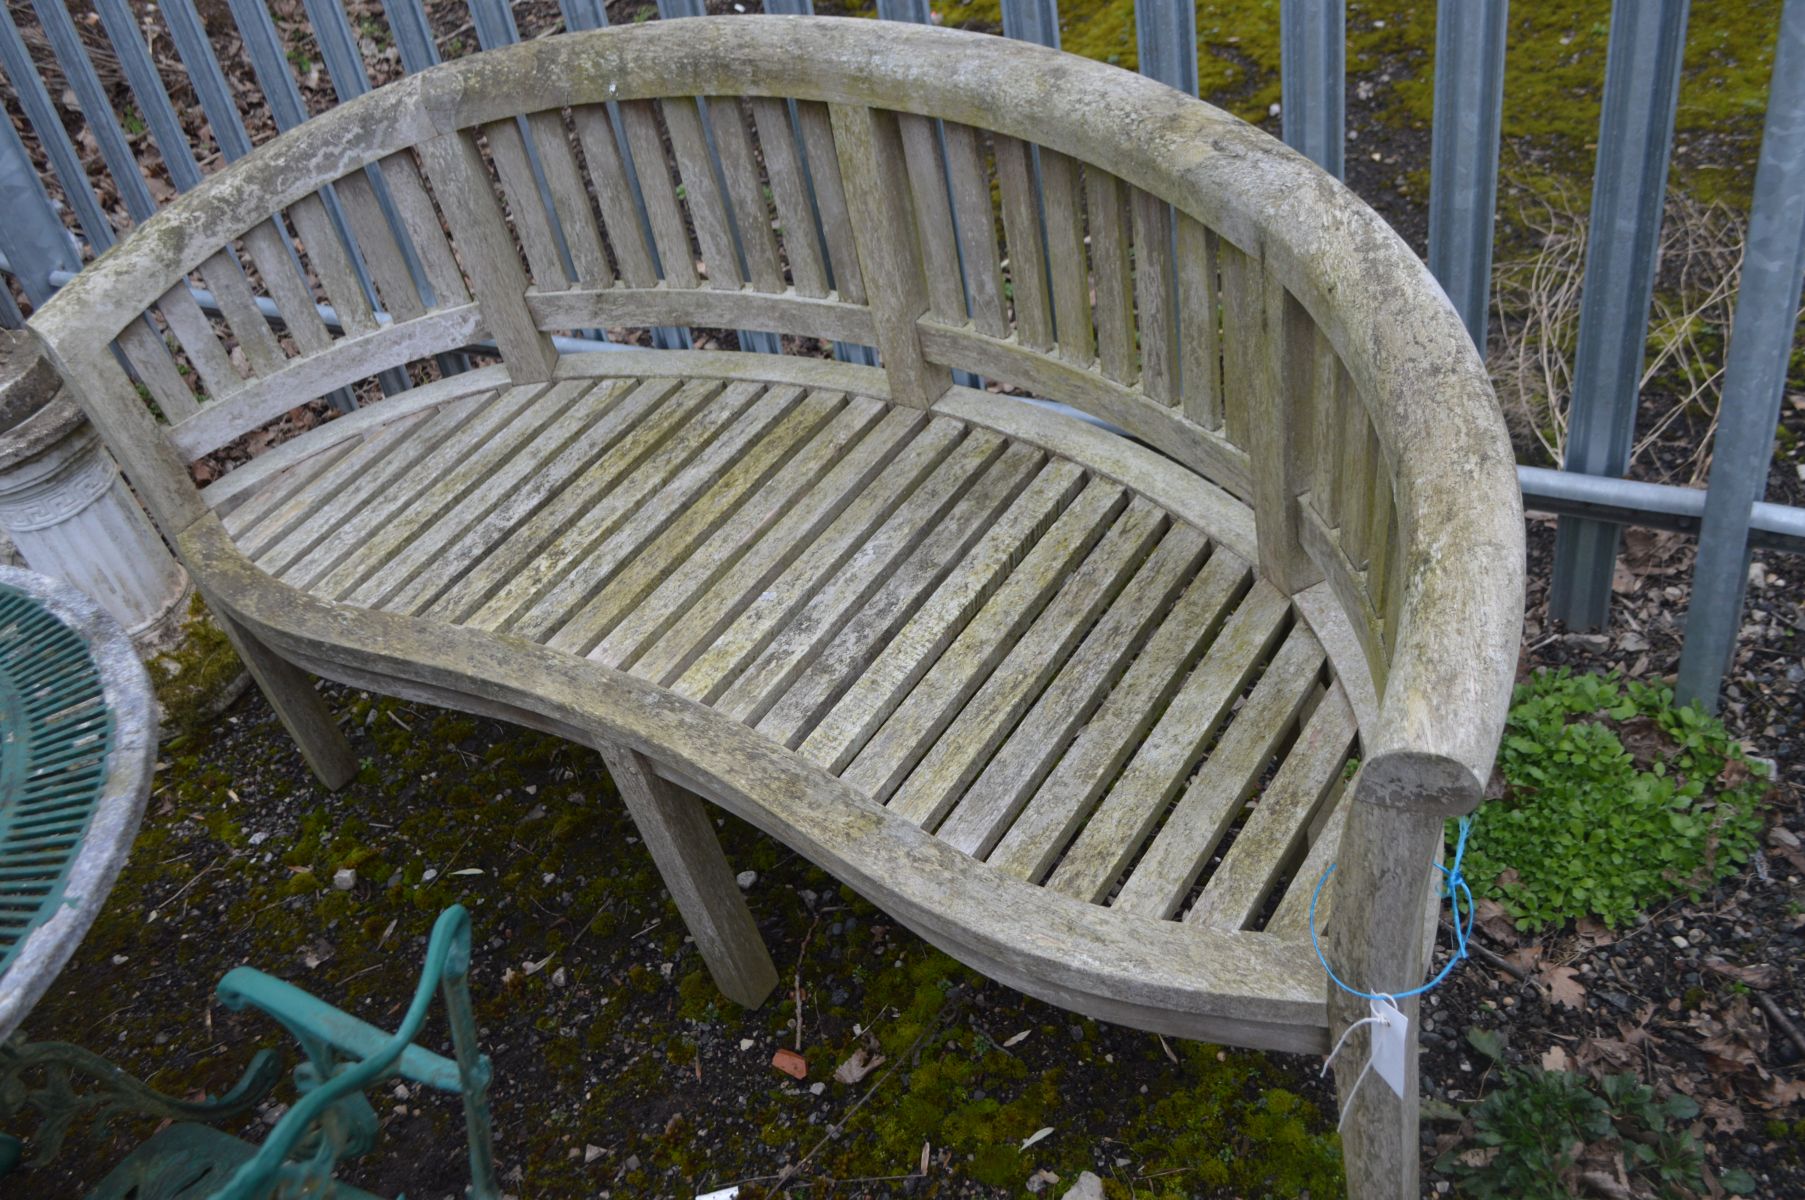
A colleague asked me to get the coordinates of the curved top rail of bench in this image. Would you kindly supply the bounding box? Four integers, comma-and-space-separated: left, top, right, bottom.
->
30, 16, 1522, 810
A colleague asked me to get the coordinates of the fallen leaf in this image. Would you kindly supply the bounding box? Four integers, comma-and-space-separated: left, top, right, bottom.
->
1617, 715, 1668, 768
1541, 1045, 1572, 1072
771, 1048, 807, 1080
1575, 1037, 1640, 1072
1538, 963, 1587, 1011
1574, 915, 1617, 948
1474, 898, 1519, 946
1702, 1098, 1747, 1133
1703, 956, 1779, 991
1003, 1029, 1031, 1048
1019, 1127, 1054, 1151
832, 1047, 885, 1085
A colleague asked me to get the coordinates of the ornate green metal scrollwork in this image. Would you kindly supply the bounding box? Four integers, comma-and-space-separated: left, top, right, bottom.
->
0, 1034, 281, 1170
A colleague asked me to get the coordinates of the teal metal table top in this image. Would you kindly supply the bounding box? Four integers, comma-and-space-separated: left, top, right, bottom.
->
0, 567, 155, 1039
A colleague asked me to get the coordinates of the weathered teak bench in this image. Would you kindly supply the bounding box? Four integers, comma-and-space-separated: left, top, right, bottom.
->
27, 18, 1523, 1195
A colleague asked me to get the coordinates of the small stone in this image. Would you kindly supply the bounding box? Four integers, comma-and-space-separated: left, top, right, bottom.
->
1671, 936, 1692, 950
1688, 928, 1710, 946
624, 1154, 641, 1171
584, 1144, 606, 1164
551, 967, 568, 988
332, 868, 357, 891
421, 867, 439, 882
740, 1038, 756, 1051
1063, 1172, 1105, 1200
809, 1082, 826, 1096
247, 831, 268, 846
736, 870, 758, 890
1268, 102, 1282, 118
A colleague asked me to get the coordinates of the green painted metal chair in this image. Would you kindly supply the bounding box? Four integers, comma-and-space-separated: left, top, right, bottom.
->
88, 905, 499, 1200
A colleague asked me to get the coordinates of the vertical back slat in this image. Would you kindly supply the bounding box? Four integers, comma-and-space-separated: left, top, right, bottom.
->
571, 105, 661, 289
795, 101, 864, 304
620, 101, 702, 289
1086, 170, 1135, 383
419, 130, 558, 382
1338, 402, 1375, 569
943, 123, 1006, 338
240, 220, 332, 354
334, 170, 428, 321
197, 251, 286, 376
486, 119, 570, 290
377, 153, 472, 307
1131, 189, 1176, 405
897, 114, 968, 325
1040, 149, 1093, 365
710, 99, 786, 294
1216, 239, 1259, 447
829, 103, 950, 409
1248, 277, 1321, 592
287, 195, 378, 335
1309, 338, 1348, 529
663, 99, 744, 290
157, 284, 242, 399
1177, 214, 1222, 429
116, 322, 200, 422
994, 135, 1051, 350
750, 96, 829, 298
526, 110, 614, 288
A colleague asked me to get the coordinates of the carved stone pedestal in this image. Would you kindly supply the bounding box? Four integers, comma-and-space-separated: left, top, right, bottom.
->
0, 331, 189, 652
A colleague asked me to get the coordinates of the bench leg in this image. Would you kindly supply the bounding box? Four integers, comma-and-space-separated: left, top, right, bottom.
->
1326, 803, 1441, 1200
602, 747, 779, 1009
214, 608, 357, 791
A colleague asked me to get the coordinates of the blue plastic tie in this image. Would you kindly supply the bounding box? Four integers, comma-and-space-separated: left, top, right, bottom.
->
1308, 816, 1475, 1002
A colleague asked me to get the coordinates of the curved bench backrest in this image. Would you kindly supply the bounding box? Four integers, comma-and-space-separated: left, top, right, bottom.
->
29, 17, 1522, 803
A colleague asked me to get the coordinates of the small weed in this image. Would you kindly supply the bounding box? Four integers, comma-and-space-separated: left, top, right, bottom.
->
1459, 668, 1768, 931
1438, 1057, 1752, 1198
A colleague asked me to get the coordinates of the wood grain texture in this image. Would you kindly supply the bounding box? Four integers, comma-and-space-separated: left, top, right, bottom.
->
708, 97, 785, 295
993, 134, 1052, 350
663, 98, 743, 291
942, 121, 1006, 337
898, 113, 967, 325
525, 109, 613, 289
1131, 188, 1176, 407
1086, 170, 1135, 384
750, 97, 828, 298
333, 167, 426, 320
572, 104, 660, 288
619, 100, 701, 290
286, 191, 377, 335
240, 217, 334, 354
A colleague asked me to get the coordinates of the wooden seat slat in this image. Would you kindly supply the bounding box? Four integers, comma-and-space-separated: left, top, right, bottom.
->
277, 385, 553, 590
517, 383, 815, 646
427, 377, 720, 624
716, 440, 1043, 727
989, 548, 1256, 880
406, 377, 691, 619
934, 523, 1209, 858
835, 478, 1127, 803
1043, 581, 1290, 903
755, 456, 1079, 752
1111, 625, 1327, 919
355, 378, 641, 611
336, 379, 611, 606
548, 390, 845, 656
591, 398, 891, 669
1187, 685, 1358, 931
227, 411, 441, 551
888, 498, 1168, 830
634, 415, 956, 688
466, 379, 763, 634
1265, 795, 1350, 941
218, 439, 362, 537
249, 393, 495, 571
685, 427, 1010, 710
509, 378, 790, 642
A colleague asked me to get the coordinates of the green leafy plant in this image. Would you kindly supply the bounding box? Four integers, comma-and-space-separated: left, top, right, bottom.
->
1440, 1035, 1743, 1199
1458, 668, 1769, 931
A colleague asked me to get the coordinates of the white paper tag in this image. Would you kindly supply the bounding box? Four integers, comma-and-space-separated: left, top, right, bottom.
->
1368, 996, 1409, 1098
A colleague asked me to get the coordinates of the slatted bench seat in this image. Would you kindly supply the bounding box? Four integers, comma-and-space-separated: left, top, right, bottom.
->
26, 18, 1524, 1197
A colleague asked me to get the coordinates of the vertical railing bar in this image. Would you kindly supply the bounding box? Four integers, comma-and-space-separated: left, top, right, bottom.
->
1677, 0, 1805, 709
1280, 0, 1346, 180
0, 5, 114, 251
25, 0, 156, 224
91, 0, 205, 194
657, 0, 782, 356
1426, 0, 1507, 351
759, 0, 873, 365
0, 113, 83, 308
1000, 0, 1060, 48
557, 0, 691, 351
163, 0, 255, 162
0, 282, 22, 329
382, 0, 442, 71
1548, 0, 1689, 629
226, 0, 407, 399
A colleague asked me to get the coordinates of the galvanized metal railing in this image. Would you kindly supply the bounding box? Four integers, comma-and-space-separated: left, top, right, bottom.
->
1, 0, 1802, 710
